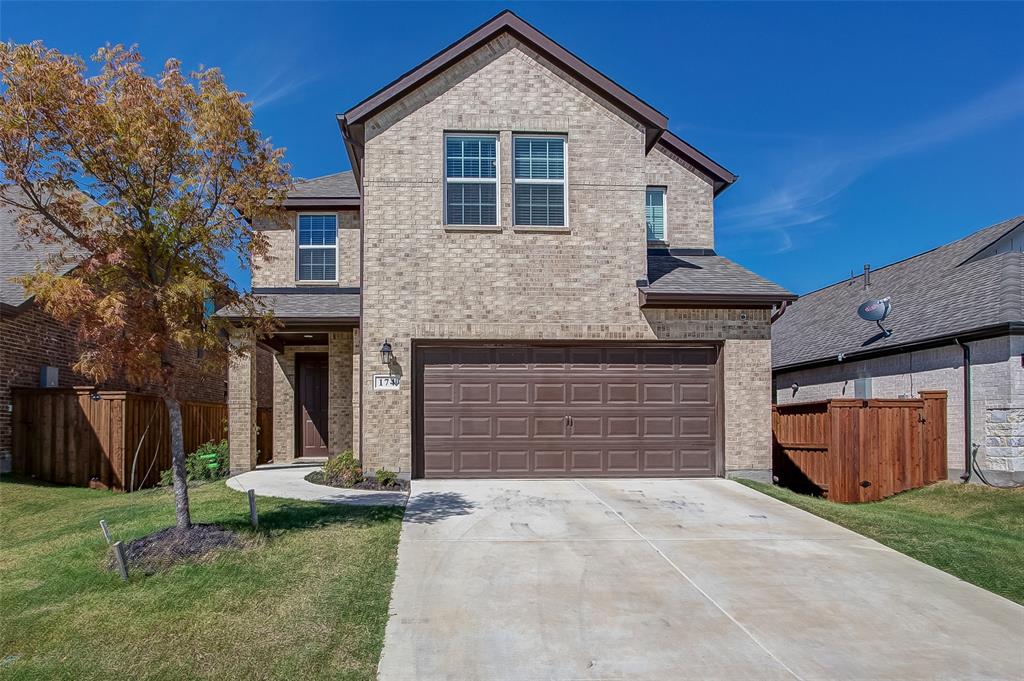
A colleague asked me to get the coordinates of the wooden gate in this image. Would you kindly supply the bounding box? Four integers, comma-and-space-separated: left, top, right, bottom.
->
772, 391, 947, 503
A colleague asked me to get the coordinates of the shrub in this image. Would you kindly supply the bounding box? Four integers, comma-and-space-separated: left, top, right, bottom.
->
375, 468, 398, 488
323, 451, 362, 488
158, 439, 229, 486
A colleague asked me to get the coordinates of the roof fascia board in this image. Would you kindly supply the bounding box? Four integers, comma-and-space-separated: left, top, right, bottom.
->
773, 322, 1024, 373
640, 289, 797, 307
656, 130, 737, 196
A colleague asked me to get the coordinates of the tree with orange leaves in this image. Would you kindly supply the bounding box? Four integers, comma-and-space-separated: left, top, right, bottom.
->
0, 42, 289, 528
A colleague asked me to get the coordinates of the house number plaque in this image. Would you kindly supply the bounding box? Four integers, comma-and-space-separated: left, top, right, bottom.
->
373, 374, 401, 391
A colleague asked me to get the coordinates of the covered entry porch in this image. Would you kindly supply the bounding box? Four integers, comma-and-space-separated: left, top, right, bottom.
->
221, 290, 360, 474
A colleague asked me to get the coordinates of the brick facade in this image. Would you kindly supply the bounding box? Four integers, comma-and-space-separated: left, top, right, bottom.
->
774, 334, 1024, 481
643, 145, 715, 249
353, 36, 774, 479
252, 210, 359, 289
2, 300, 227, 471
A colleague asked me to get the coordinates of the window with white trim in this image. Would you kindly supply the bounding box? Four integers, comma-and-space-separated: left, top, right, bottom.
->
513, 135, 567, 227
444, 134, 498, 226
297, 213, 337, 281
645, 187, 666, 242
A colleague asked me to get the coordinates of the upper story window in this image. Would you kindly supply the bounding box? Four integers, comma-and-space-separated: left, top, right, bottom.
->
297, 213, 337, 281
645, 187, 666, 242
445, 134, 498, 226
513, 136, 566, 227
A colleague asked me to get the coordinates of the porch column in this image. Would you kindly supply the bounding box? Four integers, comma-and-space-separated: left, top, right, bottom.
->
228, 331, 258, 474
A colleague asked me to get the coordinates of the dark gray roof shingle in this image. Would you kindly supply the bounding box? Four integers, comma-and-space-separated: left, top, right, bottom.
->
214, 289, 360, 321
643, 251, 795, 303
772, 216, 1024, 369
0, 186, 87, 308
288, 171, 358, 200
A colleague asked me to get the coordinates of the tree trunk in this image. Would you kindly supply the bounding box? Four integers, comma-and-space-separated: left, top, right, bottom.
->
165, 396, 192, 530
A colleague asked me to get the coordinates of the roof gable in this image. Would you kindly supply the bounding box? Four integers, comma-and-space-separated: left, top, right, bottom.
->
342, 10, 667, 147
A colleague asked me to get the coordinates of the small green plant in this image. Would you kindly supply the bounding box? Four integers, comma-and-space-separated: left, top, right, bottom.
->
323, 451, 362, 488
375, 468, 398, 488
159, 439, 229, 486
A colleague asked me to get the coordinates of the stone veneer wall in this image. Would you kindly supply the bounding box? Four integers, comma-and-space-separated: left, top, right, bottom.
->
774, 334, 1023, 480
357, 35, 774, 479
643, 145, 714, 249
251, 210, 359, 289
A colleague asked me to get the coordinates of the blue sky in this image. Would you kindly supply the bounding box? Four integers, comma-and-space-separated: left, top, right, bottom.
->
3, 2, 1022, 294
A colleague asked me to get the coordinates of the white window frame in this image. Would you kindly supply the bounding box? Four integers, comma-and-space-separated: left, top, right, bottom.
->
512, 133, 569, 229
295, 212, 339, 284
443, 132, 501, 228
645, 186, 668, 243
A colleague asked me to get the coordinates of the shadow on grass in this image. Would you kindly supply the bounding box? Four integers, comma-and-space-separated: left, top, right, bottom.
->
221, 501, 404, 535
403, 491, 476, 524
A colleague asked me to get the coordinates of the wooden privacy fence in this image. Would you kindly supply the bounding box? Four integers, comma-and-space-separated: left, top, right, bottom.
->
11, 388, 228, 492
772, 390, 947, 503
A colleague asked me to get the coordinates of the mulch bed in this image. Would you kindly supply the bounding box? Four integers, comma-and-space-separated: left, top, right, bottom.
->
305, 470, 409, 493
108, 524, 251, 575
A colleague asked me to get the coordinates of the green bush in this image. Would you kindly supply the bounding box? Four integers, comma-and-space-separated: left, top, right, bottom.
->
375, 468, 398, 488
323, 451, 362, 488
159, 439, 229, 486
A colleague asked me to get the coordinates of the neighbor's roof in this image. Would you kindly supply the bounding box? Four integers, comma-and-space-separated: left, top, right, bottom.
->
282, 171, 360, 209
772, 216, 1024, 370
641, 250, 796, 307
214, 288, 360, 324
337, 10, 735, 194
0, 186, 87, 310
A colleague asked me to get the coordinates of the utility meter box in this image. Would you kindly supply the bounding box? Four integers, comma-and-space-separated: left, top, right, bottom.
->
39, 365, 59, 388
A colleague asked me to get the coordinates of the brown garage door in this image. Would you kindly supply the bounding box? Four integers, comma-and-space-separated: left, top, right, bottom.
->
416, 344, 721, 478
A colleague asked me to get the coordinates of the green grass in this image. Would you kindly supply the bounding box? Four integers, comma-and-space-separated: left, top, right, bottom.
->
0, 478, 404, 680
739, 480, 1024, 604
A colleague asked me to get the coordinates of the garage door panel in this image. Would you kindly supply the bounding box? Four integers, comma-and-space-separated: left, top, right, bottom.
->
458, 450, 493, 472
534, 384, 567, 404
608, 449, 641, 472
420, 344, 720, 478
496, 383, 529, 404
535, 450, 568, 471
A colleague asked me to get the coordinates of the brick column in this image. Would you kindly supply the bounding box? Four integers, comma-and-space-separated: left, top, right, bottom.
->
228, 332, 258, 474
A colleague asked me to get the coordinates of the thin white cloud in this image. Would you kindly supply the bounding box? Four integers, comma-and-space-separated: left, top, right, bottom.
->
720, 70, 1024, 239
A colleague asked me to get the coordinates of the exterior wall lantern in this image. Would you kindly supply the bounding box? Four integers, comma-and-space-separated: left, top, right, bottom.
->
380, 339, 394, 366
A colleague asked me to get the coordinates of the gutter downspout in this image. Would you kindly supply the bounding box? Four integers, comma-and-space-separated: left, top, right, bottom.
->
956, 339, 972, 482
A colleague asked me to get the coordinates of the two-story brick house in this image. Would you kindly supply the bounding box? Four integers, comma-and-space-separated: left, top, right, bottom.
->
218, 11, 795, 481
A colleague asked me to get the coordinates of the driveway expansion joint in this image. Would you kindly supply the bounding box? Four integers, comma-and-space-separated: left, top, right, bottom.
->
573, 479, 806, 681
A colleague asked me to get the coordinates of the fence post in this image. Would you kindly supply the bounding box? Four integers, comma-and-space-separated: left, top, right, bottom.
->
248, 489, 259, 528
112, 541, 129, 582
99, 519, 112, 545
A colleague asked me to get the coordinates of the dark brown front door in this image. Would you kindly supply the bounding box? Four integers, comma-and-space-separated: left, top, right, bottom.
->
297, 354, 329, 457
417, 344, 721, 478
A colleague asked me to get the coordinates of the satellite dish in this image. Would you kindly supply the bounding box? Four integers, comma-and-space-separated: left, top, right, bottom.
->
858, 297, 892, 337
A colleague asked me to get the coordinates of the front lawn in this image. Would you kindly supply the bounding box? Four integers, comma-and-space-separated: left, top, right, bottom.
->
0, 478, 403, 680
739, 480, 1024, 604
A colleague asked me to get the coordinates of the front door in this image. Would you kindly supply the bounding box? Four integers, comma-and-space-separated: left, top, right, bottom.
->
297, 354, 329, 457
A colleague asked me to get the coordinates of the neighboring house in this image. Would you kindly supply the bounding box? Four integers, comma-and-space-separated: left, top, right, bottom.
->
0, 188, 241, 471
772, 217, 1024, 484
218, 10, 795, 481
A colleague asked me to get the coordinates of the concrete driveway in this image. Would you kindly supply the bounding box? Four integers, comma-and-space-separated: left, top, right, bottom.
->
377, 479, 1023, 681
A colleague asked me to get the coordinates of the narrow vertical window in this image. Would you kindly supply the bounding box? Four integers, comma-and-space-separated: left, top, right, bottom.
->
297, 214, 337, 281
445, 134, 498, 226
513, 136, 567, 227
646, 187, 666, 242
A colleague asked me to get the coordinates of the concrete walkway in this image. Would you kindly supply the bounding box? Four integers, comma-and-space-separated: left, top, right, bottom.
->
227, 464, 406, 506
378, 479, 1024, 681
